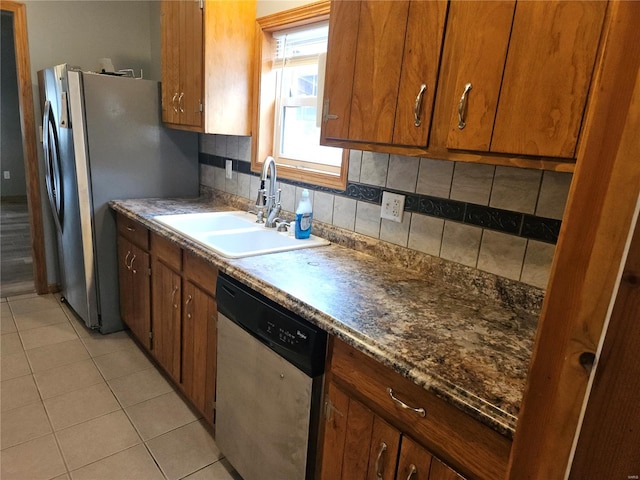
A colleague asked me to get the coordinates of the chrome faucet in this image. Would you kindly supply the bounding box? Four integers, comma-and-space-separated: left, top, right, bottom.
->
255, 156, 281, 228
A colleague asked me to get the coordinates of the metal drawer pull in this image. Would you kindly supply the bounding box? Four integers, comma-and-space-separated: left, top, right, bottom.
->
374, 442, 387, 480
178, 92, 185, 113
172, 93, 179, 113
125, 251, 131, 270
406, 464, 417, 480
457, 82, 472, 130
126, 226, 136, 232
130, 255, 137, 274
387, 388, 426, 417
414, 84, 427, 127
171, 285, 179, 308
185, 294, 193, 318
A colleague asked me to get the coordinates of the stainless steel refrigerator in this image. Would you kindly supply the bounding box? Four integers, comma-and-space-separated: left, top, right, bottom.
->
38, 64, 199, 334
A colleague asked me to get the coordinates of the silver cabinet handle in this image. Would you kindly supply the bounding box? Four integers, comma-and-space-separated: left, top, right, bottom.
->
125, 251, 132, 270
185, 294, 192, 319
457, 82, 473, 130
387, 388, 426, 417
172, 93, 179, 113
414, 84, 427, 127
171, 285, 179, 308
130, 254, 137, 274
178, 92, 185, 113
405, 464, 417, 480
374, 442, 387, 480
126, 226, 136, 232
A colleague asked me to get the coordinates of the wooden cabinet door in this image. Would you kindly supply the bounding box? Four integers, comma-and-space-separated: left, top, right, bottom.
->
396, 436, 433, 480
181, 281, 217, 420
323, 0, 445, 146
392, 0, 447, 147
128, 243, 151, 349
491, 1, 607, 158
438, 1, 515, 152
179, 0, 203, 128
161, 0, 203, 128
320, 381, 401, 480
151, 260, 182, 383
348, 0, 409, 144
321, 0, 361, 142
117, 236, 134, 327
161, 0, 181, 124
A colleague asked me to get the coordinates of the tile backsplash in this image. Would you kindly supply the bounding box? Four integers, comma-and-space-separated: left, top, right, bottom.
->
199, 134, 572, 289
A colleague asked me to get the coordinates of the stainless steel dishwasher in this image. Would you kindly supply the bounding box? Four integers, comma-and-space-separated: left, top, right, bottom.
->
215, 273, 327, 480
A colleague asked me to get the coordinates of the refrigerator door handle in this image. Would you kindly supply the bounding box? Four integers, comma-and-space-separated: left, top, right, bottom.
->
42, 100, 64, 231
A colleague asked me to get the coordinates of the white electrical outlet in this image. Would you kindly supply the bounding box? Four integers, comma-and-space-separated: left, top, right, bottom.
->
380, 191, 405, 222
225, 159, 233, 179
3, 171, 10, 180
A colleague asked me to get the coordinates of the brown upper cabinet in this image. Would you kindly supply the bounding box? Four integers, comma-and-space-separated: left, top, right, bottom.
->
435, 0, 607, 159
321, 0, 447, 147
322, 0, 608, 169
160, 0, 256, 135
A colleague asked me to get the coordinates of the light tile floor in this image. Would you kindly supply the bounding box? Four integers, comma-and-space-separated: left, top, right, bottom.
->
0, 293, 242, 480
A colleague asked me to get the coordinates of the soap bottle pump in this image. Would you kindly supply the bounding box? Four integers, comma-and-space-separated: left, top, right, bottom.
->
295, 189, 313, 239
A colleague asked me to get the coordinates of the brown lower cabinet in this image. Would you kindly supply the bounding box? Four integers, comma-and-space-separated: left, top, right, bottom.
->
117, 216, 151, 350
320, 338, 510, 480
116, 214, 217, 425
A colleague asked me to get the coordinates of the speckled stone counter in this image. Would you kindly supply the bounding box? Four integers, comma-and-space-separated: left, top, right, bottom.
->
110, 196, 541, 439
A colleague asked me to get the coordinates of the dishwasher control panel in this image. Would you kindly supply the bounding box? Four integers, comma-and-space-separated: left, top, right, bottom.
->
216, 273, 327, 377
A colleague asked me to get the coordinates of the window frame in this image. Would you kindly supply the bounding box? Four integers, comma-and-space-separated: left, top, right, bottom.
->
251, 0, 348, 190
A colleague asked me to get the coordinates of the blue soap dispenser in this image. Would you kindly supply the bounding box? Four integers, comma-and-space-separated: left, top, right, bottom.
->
295, 189, 313, 239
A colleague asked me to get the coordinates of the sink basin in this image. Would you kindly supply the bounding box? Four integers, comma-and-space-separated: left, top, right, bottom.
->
154, 211, 330, 258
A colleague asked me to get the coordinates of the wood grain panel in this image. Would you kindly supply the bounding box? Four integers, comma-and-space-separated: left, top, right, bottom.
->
319, 381, 350, 480
150, 232, 181, 271
492, 1, 607, 158
430, 457, 464, 480
433, 1, 515, 152
321, 0, 360, 141
397, 436, 433, 480
183, 251, 217, 296
204, 0, 255, 134
365, 417, 401, 480
117, 214, 149, 250
349, 0, 409, 143
151, 260, 182, 382
161, 0, 180, 124
569, 201, 640, 476
507, 1, 640, 476
392, 0, 447, 147
180, 0, 203, 128
341, 397, 374, 480
130, 244, 151, 349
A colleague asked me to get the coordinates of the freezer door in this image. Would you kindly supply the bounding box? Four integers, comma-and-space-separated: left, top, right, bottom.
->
38, 66, 97, 328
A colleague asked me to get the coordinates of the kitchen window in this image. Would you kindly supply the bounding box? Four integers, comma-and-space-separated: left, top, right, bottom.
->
252, 1, 348, 190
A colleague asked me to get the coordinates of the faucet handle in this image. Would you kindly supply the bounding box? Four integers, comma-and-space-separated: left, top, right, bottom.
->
274, 218, 289, 232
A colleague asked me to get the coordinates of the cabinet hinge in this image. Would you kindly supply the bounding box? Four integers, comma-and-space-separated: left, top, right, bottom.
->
149, 331, 153, 340
324, 396, 344, 422
199, 101, 203, 113
198, 0, 203, 10
148, 267, 152, 277
322, 99, 338, 123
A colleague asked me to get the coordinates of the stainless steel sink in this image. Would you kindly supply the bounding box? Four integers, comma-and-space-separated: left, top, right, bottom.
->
153, 211, 329, 258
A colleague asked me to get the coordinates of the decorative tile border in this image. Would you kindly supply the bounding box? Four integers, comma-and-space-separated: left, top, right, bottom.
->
199, 153, 561, 244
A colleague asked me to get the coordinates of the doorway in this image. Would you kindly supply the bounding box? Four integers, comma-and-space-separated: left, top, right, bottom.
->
1, 1, 47, 296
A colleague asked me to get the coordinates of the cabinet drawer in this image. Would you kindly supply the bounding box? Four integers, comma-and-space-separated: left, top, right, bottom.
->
117, 214, 149, 250
329, 338, 511, 480
151, 232, 182, 271
183, 251, 217, 297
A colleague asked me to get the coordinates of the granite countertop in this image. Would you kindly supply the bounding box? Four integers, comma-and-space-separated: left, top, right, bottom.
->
110, 196, 540, 438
